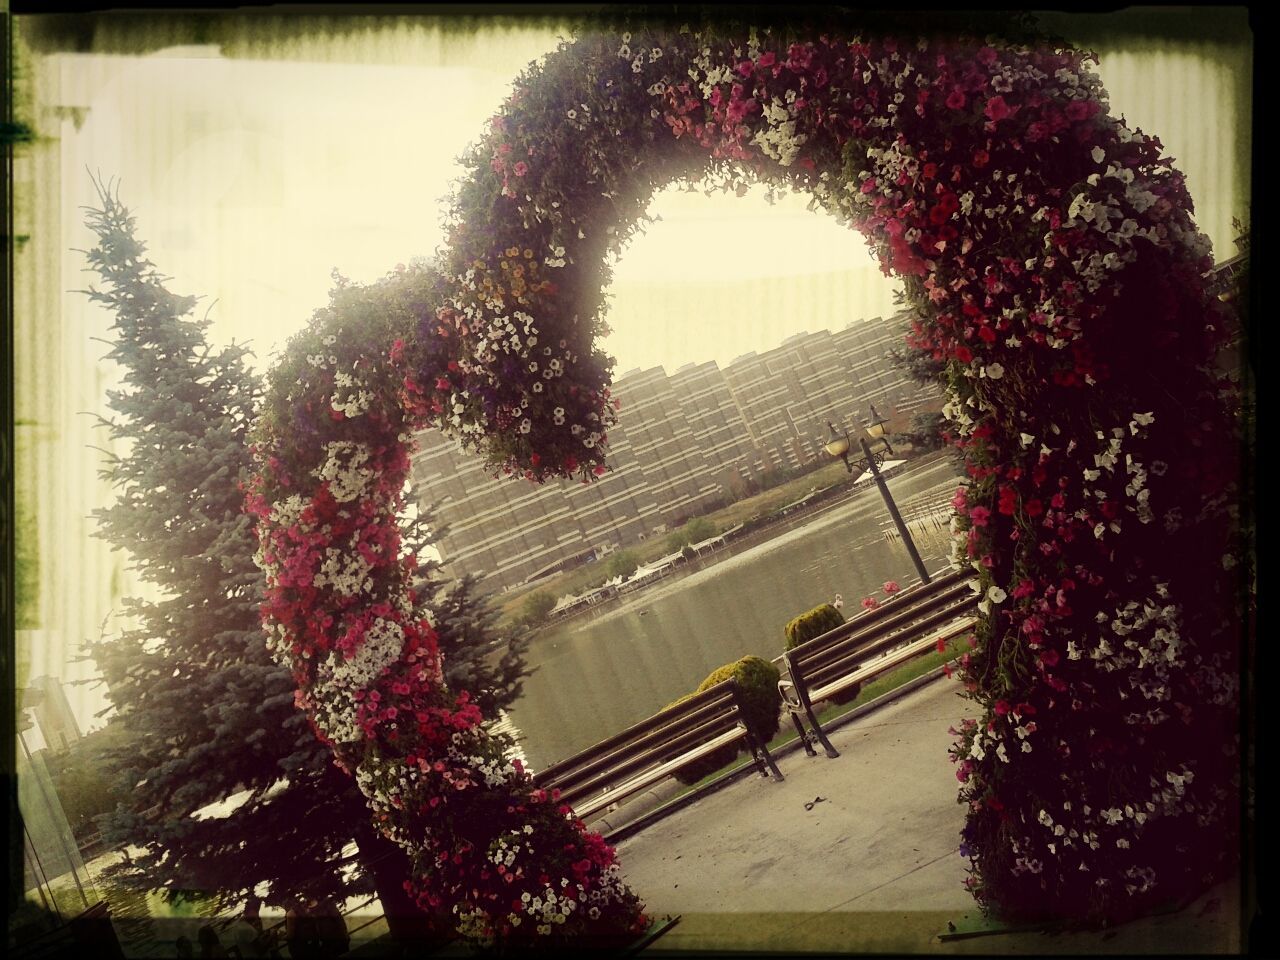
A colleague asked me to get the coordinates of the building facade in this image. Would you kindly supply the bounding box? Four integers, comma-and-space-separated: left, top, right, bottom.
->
410, 312, 942, 592
26, 675, 84, 753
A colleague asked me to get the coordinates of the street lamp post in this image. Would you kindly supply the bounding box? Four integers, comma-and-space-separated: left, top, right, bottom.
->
824, 406, 932, 584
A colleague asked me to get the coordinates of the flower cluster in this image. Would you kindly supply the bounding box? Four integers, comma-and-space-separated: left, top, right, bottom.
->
250, 16, 1242, 938
248, 266, 647, 949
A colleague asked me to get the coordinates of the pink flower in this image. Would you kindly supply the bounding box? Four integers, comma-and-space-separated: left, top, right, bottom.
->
984, 96, 1011, 122
861, 596, 879, 611
946, 89, 966, 110
883, 580, 901, 594
969, 506, 991, 528
1065, 100, 1093, 121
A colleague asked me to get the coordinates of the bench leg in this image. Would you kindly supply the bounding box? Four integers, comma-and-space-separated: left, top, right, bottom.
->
746, 739, 785, 782
801, 698, 840, 759
788, 709, 817, 757
757, 742, 784, 782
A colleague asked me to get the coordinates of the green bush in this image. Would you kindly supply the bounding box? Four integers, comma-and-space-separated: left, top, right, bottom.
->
605, 549, 639, 580
784, 603, 845, 650
784, 603, 861, 705
666, 516, 718, 553
668, 656, 781, 786
684, 516, 717, 543
521, 590, 556, 624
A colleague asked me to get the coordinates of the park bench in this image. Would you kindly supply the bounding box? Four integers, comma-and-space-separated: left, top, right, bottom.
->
779, 568, 979, 760
533, 677, 784, 822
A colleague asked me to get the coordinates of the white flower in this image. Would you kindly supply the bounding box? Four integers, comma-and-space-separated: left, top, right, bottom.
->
984, 363, 1004, 380
987, 586, 1007, 604
1091, 145, 1106, 164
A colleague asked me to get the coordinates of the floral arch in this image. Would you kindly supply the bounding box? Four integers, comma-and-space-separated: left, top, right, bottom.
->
247, 13, 1242, 949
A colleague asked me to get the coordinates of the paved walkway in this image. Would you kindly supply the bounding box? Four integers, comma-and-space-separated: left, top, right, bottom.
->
615, 675, 1245, 955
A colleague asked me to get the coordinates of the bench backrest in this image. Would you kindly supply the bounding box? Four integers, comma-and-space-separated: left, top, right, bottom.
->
785, 569, 977, 690
534, 678, 747, 806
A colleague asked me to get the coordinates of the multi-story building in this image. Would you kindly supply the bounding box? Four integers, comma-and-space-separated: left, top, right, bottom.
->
26, 675, 83, 753
411, 313, 943, 592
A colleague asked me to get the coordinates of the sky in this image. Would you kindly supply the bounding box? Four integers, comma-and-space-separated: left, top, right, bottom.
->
50, 15, 1251, 377
17, 11, 1252, 735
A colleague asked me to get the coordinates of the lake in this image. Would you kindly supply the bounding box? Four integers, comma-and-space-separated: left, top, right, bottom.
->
506, 458, 964, 769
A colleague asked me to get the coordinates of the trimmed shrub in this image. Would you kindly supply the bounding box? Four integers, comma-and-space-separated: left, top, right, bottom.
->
784, 603, 861, 705
784, 603, 845, 650
668, 656, 782, 786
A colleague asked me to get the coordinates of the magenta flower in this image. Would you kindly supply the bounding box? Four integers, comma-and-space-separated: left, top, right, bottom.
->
984, 95, 1011, 122
883, 580, 901, 594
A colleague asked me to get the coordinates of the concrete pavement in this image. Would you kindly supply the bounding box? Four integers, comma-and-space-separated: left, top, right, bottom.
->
614, 674, 1244, 955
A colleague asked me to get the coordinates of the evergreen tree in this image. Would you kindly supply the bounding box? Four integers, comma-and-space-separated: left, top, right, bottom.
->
78, 183, 527, 942
427, 568, 530, 719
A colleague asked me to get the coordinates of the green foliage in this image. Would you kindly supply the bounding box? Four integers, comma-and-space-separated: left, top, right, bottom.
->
893, 410, 948, 452
76, 185, 523, 939
684, 516, 717, 544
665, 516, 716, 552
784, 603, 861, 705
521, 590, 557, 625
784, 603, 845, 651
431, 573, 530, 717
1, 121, 35, 145
80, 181, 394, 913
670, 656, 781, 786
606, 549, 640, 581
41, 724, 131, 843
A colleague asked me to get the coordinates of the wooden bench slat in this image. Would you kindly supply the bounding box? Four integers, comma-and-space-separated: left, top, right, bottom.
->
551, 709, 741, 801
809, 615, 977, 703
537, 688, 737, 791
778, 569, 978, 759
535, 683, 735, 783
802, 595, 977, 689
534, 676, 784, 824
795, 581, 976, 676
568, 727, 749, 819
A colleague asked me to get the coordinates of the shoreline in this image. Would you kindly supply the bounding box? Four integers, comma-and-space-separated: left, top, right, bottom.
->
522, 452, 959, 638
